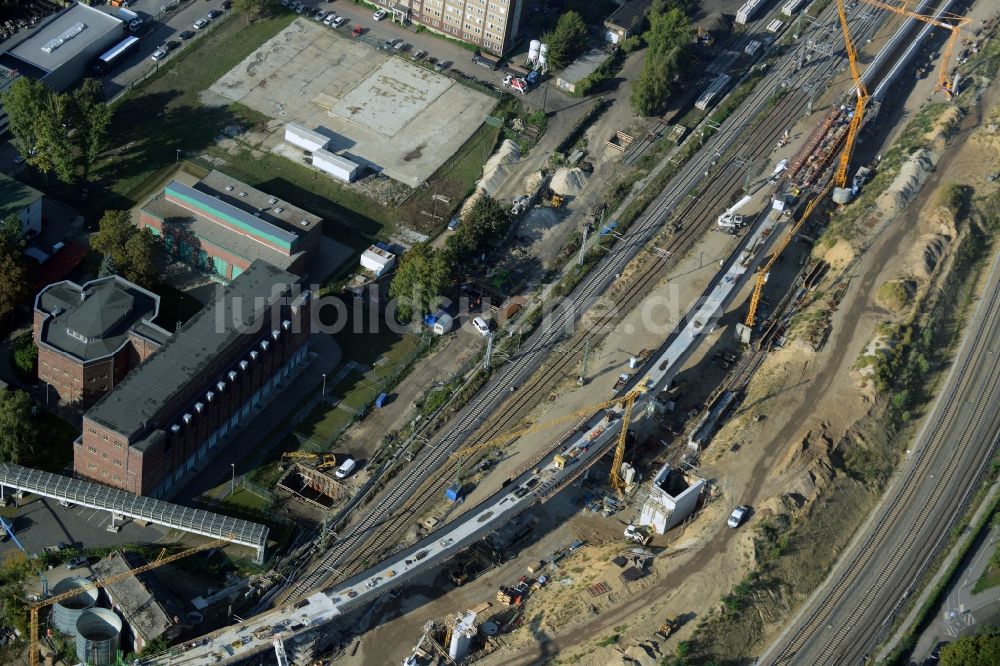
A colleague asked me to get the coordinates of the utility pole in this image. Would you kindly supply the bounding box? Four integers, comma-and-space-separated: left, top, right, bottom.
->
577, 336, 592, 385
577, 223, 590, 265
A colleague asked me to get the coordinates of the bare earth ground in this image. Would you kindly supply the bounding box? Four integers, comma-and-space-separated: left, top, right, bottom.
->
334, 8, 1000, 666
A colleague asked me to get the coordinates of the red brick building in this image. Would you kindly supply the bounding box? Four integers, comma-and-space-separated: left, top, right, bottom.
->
139, 170, 324, 281
33, 276, 172, 405
75, 261, 312, 498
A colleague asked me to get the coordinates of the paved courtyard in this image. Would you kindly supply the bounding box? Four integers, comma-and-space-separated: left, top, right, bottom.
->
208, 19, 495, 187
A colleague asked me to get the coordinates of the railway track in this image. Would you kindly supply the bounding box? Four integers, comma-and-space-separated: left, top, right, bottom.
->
769, 249, 1000, 665
270, 5, 891, 606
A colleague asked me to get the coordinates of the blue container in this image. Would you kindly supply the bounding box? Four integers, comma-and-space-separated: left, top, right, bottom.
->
375, 392, 388, 408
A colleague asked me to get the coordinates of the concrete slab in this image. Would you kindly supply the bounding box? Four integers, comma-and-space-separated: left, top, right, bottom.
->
208, 19, 495, 188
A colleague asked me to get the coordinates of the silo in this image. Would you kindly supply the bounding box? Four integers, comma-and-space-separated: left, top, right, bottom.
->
51, 577, 98, 636
75, 608, 121, 666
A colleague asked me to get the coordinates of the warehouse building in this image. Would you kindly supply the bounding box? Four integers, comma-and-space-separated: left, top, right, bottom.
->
76, 261, 312, 497
0, 3, 124, 92
93, 551, 186, 653
33, 275, 172, 405
139, 171, 323, 280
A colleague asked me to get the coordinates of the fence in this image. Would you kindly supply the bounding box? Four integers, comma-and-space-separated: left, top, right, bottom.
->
107, 8, 235, 105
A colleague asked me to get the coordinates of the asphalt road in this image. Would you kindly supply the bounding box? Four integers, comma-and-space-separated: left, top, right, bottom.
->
761, 232, 1000, 664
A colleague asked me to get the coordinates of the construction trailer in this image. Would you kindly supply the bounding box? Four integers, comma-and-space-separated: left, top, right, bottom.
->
638, 465, 706, 534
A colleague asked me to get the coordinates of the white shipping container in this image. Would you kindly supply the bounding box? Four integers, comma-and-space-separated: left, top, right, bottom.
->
695, 74, 731, 110
313, 149, 360, 183
745, 40, 762, 56
735, 0, 761, 25
767, 19, 784, 33
284, 123, 329, 153
781, 0, 805, 17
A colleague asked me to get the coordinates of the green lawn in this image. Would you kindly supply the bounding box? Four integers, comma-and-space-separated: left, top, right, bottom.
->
973, 539, 1000, 593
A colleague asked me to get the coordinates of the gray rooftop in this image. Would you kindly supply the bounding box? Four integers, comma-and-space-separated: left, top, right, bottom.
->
557, 49, 611, 86
605, 0, 652, 31
93, 551, 183, 644
0, 172, 43, 219
8, 4, 122, 73
196, 170, 322, 236
142, 196, 302, 272
85, 261, 300, 441
35, 276, 171, 362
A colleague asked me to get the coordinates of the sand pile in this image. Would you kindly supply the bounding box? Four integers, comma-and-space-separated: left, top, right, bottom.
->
459, 189, 485, 221
551, 167, 590, 196
822, 238, 856, 268
876, 149, 936, 218
907, 234, 950, 282
477, 139, 520, 195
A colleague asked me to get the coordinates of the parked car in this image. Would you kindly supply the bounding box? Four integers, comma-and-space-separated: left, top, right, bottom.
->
314, 10, 327, 21
335, 458, 356, 479
393, 41, 408, 52
447, 216, 460, 230
386, 38, 401, 49
727, 505, 750, 528
178, 30, 195, 40
222, 0, 232, 8
323, 13, 336, 25
435, 60, 451, 72
207, 9, 224, 19
58, 500, 74, 508
352, 24, 363, 37
373, 9, 388, 21
164, 40, 180, 52
151, 48, 167, 61
411, 49, 427, 60
332, 16, 348, 27
472, 316, 491, 336
193, 18, 209, 29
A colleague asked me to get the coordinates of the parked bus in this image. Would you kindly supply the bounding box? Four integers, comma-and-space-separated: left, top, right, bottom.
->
91, 35, 140, 75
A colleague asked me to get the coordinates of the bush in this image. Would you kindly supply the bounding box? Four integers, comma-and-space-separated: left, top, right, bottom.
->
11, 334, 36, 384
619, 35, 643, 53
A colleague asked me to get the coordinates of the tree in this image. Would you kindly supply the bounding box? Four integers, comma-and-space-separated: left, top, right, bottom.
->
629, 4, 692, 116
445, 195, 512, 263
389, 243, 451, 322
90, 210, 162, 288
11, 334, 37, 383
0, 214, 26, 250
541, 11, 589, 70
121, 228, 163, 287
98, 253, 118, 278
70, 79, 113, 177
233, 0, 275, 22
941, 632, 1000, 666
1, 77, 47, 163
0, 389, 35, 464
0, 237, 30, 322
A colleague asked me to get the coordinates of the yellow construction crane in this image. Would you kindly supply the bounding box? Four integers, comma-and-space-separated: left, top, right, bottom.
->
27, 537, 231, 666
857, 0, 970, 96
449, 389, 646, 492
744, 180, 835, 328
834, 0, 869, 190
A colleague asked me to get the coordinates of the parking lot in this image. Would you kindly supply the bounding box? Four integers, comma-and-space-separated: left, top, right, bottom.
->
1, 496, 166, 558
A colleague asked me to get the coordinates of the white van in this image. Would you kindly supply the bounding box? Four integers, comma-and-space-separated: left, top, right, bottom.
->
472, 317, 491, 336
335, 458, 356, 479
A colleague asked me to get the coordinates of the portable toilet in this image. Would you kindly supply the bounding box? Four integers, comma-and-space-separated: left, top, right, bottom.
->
445, 483, 462, 503
375, 392, 388, 408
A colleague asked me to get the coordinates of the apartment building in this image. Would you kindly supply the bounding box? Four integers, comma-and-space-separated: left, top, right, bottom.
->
75, 261, 311, 498
374, 0, 526, 55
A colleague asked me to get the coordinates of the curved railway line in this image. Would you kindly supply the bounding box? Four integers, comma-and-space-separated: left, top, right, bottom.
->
270, 6, 891, 605
767, 242, 1000, 665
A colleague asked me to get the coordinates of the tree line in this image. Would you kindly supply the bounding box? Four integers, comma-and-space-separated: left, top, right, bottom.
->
1, 77, 112, 183
631, 0, 696, 117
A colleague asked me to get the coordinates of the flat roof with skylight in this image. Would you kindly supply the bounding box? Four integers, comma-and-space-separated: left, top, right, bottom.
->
8, 4, 122, 73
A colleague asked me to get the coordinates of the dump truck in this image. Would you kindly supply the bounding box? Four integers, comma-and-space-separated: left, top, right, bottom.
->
655, 617, 679, 639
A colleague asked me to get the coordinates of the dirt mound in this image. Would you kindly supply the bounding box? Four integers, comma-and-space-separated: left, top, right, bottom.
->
522, 170, 545, 193
477, 139, 520, 195
774, 426, 836, 508
459, 189, 485, 221
876, 149, 936, 218
518, 206, 560, 241
907, 234, 951, 282
551, 167, 590, 196
923, 105, 963, 150
875, 279, 915, 314
822, 238, 855, 268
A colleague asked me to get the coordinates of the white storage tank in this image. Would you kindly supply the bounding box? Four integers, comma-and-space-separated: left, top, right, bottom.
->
75, 608, 122, 666
51, 577, 98, 636
284, 123, 329, 153
313, 148, 360, 183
